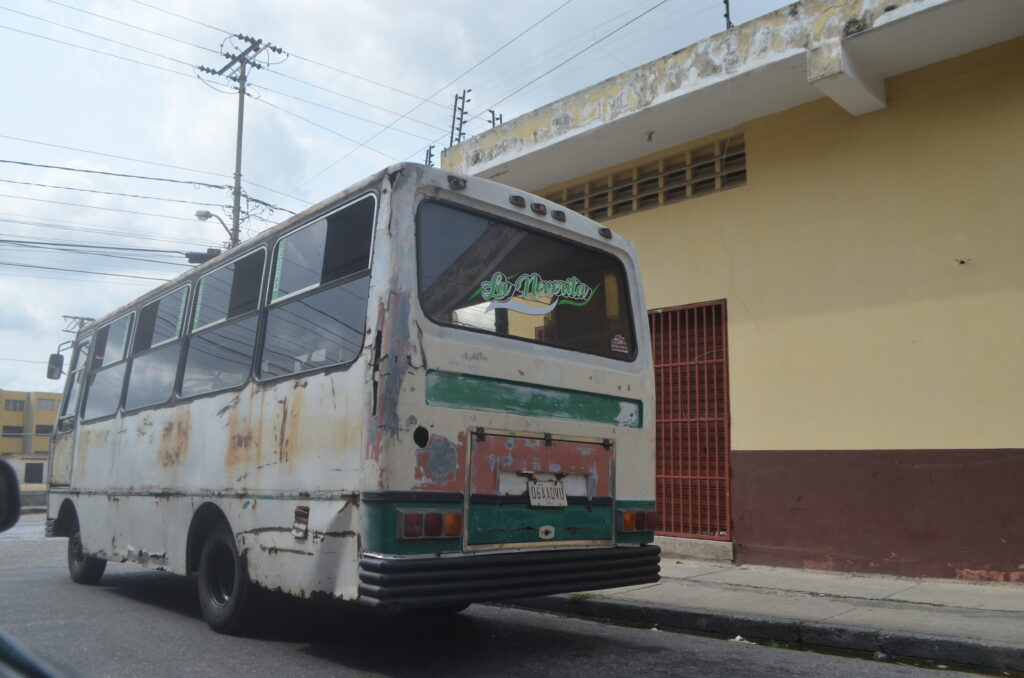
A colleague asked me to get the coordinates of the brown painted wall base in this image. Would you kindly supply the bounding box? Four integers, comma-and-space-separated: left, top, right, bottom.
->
731, 449, 1024, 581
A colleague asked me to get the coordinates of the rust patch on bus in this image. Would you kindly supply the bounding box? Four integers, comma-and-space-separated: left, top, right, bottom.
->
158, 410, 190, 467
470, 434, 612, 496
414, 431, 465, 492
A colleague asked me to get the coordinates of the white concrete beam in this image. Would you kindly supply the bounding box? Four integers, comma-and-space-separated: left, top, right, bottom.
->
810, 44, 887, 116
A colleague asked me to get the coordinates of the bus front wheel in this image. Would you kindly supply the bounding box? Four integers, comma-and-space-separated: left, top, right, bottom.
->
197, 521, 252, 634
67, 518, 106, 585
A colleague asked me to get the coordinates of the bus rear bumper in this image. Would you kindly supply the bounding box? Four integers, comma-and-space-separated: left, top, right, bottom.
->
358, 545, 660, 610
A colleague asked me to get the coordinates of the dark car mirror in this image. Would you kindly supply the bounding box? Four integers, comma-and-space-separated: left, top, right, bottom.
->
0, 460, 20, 533
47, 353, 64, 380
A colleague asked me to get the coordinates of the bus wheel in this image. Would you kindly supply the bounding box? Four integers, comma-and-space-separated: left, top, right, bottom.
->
197, 521, 252, 634
67, 518, 106, 585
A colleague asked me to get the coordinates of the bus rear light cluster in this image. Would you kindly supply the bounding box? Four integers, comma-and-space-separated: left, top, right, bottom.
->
619, 509, 658, 532
397, 510, 462, 539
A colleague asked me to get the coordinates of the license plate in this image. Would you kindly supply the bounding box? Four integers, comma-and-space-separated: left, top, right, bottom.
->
528, 480, 567, 507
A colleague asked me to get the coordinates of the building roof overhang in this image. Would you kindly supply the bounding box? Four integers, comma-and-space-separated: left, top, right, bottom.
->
441, 0, 1024, 192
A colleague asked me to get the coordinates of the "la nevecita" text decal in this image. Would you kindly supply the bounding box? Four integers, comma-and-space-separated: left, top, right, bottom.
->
477, 272, 597, 315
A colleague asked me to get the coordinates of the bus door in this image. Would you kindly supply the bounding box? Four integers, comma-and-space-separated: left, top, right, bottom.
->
50, 336, 91, 486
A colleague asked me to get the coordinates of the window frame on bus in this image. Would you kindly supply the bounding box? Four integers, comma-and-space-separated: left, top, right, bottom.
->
80, 311, 136, 423
178, 246, 268, 401
255, 192, 377, 384
122, 283, 191, 414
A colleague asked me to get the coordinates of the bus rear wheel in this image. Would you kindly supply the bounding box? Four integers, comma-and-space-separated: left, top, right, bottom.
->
67, 518, 106, 585
197, 521, 252, 634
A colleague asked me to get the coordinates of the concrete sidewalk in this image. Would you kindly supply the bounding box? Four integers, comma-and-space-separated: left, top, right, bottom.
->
512, 557, 1024, 674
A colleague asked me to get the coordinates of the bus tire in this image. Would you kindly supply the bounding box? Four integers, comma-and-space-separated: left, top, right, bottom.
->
197, 521, 252, 634
67, 519, 106, 585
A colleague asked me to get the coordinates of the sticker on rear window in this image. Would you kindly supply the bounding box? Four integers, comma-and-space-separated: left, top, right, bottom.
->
611, 334, 630, 354
477, 272, 596, 316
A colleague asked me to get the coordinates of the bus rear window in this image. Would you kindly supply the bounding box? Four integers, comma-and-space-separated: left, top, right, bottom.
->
416, 201, 635, 361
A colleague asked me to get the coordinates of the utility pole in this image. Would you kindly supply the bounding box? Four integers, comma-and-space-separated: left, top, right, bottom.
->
723, 0, 733, 29
198, 35, 282, 248
424, 145, 435, 167
488, 110, 503, 128
61, 316, 93, 335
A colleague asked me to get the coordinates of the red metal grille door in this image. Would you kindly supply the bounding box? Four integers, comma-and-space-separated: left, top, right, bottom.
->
649, 301, 731, 540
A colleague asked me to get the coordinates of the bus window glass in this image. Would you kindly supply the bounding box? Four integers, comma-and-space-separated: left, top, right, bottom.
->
81, 313, 134, 420
92, 314, 133, 369
60, 338, 91, 420
82, 363, 127, 420
135, 286, 189, 352
181, 316, 259, 398
270, 195, 374, 301
261, 276, 370, 378
193, 251, 265, 330
417, 201, 636, 361
125, 343, 181, 411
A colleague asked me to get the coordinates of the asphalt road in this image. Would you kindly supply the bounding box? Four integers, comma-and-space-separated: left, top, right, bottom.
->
1, 515, 974, 678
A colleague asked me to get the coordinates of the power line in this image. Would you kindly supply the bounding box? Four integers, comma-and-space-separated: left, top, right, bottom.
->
0, 24, 195, 78
0, 134, 309, 205
127, 0, 231, 36
0, 241, 189, 268
0, 178, 225, 208
497, 1, 716, 108
0, 235, 188, 255
0, 214, 219, 249
404, 0, 674, 163
283, 52, 450, 111
257, 99, 401, 162
0, 260, 170, 281
123, 0, 447, 116
40, 0, 220, 55
0, 5, 196, 69
476, 1, 674, 122
0, 192, 199, 222
0, 357, 47, 365
263, 70, 449, 133
292, 0, 573, 192
0, 158, 227, 190
0, 160, 290, 214
0, 134, 228, 179
0, 269, 156, 287
253, 83, 437, 141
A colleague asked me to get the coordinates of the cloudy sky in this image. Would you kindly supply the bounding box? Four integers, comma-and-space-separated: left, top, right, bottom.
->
0, 0, 787, 394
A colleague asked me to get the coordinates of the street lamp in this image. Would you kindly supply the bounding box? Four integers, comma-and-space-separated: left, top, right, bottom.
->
195, 210, 236, 247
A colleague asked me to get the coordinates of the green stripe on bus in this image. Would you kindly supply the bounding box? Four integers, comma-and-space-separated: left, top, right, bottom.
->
466, 504, 613, 545
425, 371, 642, 428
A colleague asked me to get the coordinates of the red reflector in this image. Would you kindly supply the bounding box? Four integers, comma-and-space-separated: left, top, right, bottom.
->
635, 511, 646, 531
403, 512, 423, 539
646, 511, 658, 531
424, 512, 442, 537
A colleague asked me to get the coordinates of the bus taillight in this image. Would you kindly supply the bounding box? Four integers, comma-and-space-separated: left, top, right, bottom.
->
618, 509, 658, 533
398, 510, 462, 540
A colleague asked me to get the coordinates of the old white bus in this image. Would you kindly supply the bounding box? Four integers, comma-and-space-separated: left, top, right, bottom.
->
46, 163, 659, 633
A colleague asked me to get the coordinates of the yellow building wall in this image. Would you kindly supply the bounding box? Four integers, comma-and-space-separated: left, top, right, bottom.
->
1, 390, 60, 490
1, 391, 28, 455
550, 38, 1024, 451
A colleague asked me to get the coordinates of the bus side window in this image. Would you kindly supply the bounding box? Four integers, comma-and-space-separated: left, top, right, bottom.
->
260, 195, 374, 379
82, 313, 134, 421
181, 250, 265, 398
125, 285, 189, 411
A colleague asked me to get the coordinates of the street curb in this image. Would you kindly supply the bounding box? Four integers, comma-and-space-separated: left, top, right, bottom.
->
505, 595, 1024, 673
